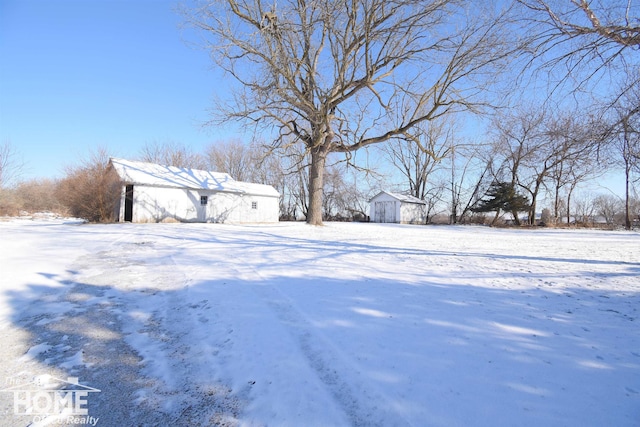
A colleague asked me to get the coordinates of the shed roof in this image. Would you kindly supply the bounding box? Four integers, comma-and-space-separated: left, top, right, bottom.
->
370, 191, 426, 205
110, 158, 279, 198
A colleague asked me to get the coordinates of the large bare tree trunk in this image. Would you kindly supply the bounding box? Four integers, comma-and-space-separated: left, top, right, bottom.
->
307, 146, 328, 225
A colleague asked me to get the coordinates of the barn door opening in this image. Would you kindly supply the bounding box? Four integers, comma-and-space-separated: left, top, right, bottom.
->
375, 201, 396, 223
124, 185, 134, 222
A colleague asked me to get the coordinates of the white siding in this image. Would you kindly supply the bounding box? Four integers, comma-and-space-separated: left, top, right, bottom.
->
370, 193, 401, 223
400, 202, 426, 224
369, 191, 426, 224
374, 201, 397, 223
111, 158, 280, 224
119, 185, 279, 223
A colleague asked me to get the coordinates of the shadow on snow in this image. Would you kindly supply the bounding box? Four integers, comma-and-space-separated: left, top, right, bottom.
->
2, 223, 639, 426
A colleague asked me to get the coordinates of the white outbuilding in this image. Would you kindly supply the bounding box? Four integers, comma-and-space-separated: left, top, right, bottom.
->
369, 191, 427, 224
109, 158, 280, 223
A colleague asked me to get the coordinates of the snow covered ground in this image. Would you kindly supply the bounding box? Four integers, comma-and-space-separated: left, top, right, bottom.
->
0, 219, 638, 426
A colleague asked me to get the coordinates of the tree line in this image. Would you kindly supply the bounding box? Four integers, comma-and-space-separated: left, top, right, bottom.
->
181, 0, 640, 226
1, 0, 638, 227
1, 101, 638, 228
0, 139, 364, 223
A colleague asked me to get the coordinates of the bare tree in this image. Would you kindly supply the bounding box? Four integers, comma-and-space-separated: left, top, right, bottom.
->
573, 192, 597, 225
291, 167, 309, 220
258, 152, 296, 220
490, 105, 602, 225
17, 179, 66, 214
261, 142, 308, 220
0, 140, 24, 189
205, 139, 257, 181
548, 154, 601, 225
489, 105, 546, 223
629, 195, 640, 227
594, 194, 623, 226
605, 77, 640, 229
531, 112, 602, 224
139, 140, 207, 169
322, 165, 350, 220
188, 0, 519, 224
448, 142, 492, 224
317, 162, 373, 221
516, 0, 640, 99
344, 176, 375, 221
491, 105, 546, 183
0, 141, 26, 216
545, 113, 607, 225
383, 118, 452, 201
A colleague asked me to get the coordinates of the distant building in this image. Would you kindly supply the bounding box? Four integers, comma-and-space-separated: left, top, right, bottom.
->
369, 191, 426, 224
109, 158, 279, 223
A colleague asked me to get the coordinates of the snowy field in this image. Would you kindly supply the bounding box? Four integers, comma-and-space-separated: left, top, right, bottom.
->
0, 219, 638, 426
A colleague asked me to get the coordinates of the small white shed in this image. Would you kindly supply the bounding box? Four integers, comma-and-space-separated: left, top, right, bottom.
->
369, 191, 427, 224
109, 158, 280, 223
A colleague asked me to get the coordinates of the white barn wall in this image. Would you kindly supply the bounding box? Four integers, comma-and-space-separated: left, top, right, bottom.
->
120, 185, 279, 223
111, 158, 279, 224
123, 186, 193, 223
400, 202, 426, 225
204, 191, 279, 223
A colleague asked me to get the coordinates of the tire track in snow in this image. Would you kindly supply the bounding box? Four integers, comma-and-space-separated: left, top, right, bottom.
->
7, 231, 244, 426
78, 229, 247, 425
83, 236, 245, 425
233, 265, 412, 427
146, 249, 245, 426
3, 238, 172, 426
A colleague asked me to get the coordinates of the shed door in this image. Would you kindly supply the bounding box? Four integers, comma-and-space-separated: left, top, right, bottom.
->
375, 201, 396, 223
124, 185, 134, 222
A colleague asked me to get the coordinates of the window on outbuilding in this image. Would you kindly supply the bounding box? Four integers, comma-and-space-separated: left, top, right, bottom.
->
251, 201, 258, 209
201, 196, 208, 205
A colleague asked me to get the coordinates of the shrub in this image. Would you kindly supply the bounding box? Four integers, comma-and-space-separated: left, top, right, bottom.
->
56, 150, 121, 222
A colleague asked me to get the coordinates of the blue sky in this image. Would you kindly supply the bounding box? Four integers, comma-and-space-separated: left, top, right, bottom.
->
1, 0, 235, 180
0, 0, 628, 196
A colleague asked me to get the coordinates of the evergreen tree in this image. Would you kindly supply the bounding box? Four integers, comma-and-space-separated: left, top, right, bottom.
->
472, 182, 530, 225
